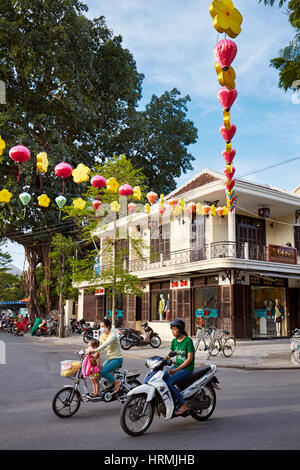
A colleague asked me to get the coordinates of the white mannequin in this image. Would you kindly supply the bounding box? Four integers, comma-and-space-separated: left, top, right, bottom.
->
274, 298, 282, 337
260, 300, 267, 335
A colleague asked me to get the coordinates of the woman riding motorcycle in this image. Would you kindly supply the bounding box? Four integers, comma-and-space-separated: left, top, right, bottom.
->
163, 318, 195, 415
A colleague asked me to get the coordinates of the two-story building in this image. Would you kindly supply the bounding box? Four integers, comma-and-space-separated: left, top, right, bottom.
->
75, 169, 300, 341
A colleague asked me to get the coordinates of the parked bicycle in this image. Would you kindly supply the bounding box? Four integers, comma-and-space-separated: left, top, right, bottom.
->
206, 327, 236, 359
290, 328, 300, 364
193, 325, 212, 352
52, 351, 141, 418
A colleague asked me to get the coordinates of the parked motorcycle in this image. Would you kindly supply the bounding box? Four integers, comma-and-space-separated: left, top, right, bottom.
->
119, 321, 161, 350
82, 322, 100, 343
120, 352, 220, 436
52, 351, 141, 418
71, 319, 83, 334
12, 317, 32, 335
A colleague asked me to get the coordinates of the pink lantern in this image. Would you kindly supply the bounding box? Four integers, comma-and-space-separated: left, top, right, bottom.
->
91, 175, 106, 189
93, 200, 102, 211
224, 166, 236, 179
214, 39, 237, 71
55, 162, 73, 194
159, 206, 166, 216
217, 86, 237, 112
119, 184, 133, 197
128, 202, 137, 214
222, 148, 236, 165
186, 202, 196, 217
220, 124, 237, 143
9, 145, 31, 181
226, 180, 235, 192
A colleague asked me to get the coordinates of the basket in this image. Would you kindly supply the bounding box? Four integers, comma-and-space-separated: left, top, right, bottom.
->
60, 360, 81, 377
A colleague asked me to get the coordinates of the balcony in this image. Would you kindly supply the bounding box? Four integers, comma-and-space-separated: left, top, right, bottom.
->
127, 242, 297, 273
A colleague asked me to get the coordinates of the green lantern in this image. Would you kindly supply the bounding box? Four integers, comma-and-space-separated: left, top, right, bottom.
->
19, 192, 31, 206
55, 195, 67, 209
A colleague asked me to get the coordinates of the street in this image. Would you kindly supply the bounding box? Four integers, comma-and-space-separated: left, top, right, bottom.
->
1, 332, 300, 451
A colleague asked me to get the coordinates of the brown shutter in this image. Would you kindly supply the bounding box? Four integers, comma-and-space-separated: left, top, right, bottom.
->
221, 286, 233, 334
96, 296, 105, 322
142, 293, 150, 321
172, 289, 191, 335
83, 293, 97, 323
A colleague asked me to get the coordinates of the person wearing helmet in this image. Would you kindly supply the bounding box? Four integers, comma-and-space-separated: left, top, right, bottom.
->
163, 318, 195, 415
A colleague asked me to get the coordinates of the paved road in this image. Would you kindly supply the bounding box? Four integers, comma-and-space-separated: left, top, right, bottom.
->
1, 332, 300, 451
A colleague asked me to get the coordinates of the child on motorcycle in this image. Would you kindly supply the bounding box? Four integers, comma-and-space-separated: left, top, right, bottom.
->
84, 340, 102, 397
164, 318, 195, 415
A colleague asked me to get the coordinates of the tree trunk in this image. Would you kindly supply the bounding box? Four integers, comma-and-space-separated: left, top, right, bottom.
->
58, 256, 65, 338
23, 246, 43, 319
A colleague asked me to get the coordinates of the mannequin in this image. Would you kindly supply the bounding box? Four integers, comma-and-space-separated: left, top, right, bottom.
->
259, 300, 267, 335
274, 298, 283, 337
158, 294, 165, 321
164, 294, 170, 321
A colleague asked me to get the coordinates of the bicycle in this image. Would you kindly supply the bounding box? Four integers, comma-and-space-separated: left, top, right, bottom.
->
207, 327, 236, 359
193, 326, 213, 353
290, 328, 300, 364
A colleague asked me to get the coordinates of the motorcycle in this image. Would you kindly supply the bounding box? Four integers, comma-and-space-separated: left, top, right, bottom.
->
82, 322, 100, 343
119, 321, 161, 350
71, 319, 83, 334
290, 328, 300, 364
12, 317, 32, 335
52, 350, 141, 418
120, 352, 220, 436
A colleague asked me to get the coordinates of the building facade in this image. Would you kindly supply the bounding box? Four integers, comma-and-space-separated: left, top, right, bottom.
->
76, 169, 300, 341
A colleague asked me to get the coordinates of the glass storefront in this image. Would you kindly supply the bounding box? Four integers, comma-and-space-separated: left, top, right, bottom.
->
105, 294, 124, 327
194, 286, 219, 332
251, 287, 287, 338
151, 290, 170, 321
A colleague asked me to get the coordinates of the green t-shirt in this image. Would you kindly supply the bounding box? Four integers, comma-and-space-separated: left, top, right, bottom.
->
170, 336, 195, 373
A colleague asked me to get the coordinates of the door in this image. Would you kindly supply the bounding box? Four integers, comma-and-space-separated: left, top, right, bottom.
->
236, 215, 266, 260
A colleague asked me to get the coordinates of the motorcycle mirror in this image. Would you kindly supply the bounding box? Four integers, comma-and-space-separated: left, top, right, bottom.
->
168, 351, 177, 358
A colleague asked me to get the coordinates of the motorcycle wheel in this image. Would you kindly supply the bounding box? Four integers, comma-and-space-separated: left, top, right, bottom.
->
83, 331, 92, 344
150, 335, 161, 348
120, 335, 132, 350
52, 387, 81, 418
190, 384, 216, 421
120, 393, 154, 437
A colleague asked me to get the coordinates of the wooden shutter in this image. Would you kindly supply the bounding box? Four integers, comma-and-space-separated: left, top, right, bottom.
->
294, 226, 300, 255
142, 293, 150, 321
96, 296, 105, 322
220, 286, 233, 334
172, 289, 191, 335
83, 293, 97, 323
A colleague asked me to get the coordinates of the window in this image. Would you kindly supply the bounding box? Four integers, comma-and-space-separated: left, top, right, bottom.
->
150, 220, 170, 262
294, 226, 300, 255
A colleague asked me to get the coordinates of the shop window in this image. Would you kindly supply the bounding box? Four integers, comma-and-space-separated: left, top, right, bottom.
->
151, 290, 170, 321
194, 286, 219, 332
251, 287, 286, 338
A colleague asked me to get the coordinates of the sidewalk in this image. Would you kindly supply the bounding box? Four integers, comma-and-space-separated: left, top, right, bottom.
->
30, 334, 300, 370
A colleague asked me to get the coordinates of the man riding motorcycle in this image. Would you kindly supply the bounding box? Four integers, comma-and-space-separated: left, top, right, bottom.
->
163, 318, 195, 415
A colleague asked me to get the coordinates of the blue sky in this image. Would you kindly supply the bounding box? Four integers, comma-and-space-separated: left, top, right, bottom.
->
5, 0, 300, 270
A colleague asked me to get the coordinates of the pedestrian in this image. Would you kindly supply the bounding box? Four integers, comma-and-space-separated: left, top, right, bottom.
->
89, 318, 123, 394
163, 318, 195, 415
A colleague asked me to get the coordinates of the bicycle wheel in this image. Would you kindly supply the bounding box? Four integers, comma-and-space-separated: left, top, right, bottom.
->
197, 338, 208, 352
223, 337, 236, 357
52, 387, 81, 418
207, 339, 221, 358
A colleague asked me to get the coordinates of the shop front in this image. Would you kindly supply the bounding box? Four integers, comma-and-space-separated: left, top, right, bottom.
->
191, 276, 220, 335
150, 281, 170, 322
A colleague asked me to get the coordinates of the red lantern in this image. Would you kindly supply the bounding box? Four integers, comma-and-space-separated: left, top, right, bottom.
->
9, 145, 31, 181
214, 39, 237, 71
224, 166, 236, 179
55, 162, 73, 194
220, 124, 236, 143
222, 148, 236, 165
119, 184, 133, 197
93, 200, 102, 212
217, 86, 237, 112
91, 175, 106, 189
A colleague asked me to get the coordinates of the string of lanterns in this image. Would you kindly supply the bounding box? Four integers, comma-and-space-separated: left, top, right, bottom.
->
209, 0, 243, 212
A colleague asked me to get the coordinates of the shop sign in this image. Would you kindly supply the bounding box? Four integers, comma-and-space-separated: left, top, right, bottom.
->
106, 310, 123, 318
195, 308, 218, 318
170, 279, 190, 289
255, 308, 272, 318
267, 244, 297, 264
95, 288, 105, 295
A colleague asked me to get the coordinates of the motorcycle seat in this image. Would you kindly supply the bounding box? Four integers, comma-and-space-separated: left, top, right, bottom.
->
177, 366, 212, 391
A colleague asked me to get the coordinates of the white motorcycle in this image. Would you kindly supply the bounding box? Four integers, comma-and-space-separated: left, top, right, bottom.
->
120, 352, 220, 436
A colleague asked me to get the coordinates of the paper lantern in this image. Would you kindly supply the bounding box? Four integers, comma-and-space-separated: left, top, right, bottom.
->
111, 200, 120, 213
128, 202, 137, 214
0, 136, 6, 156
133, 186, 142, 201
216, 206, 224, 217
93, 200, 102, 211
36, 152, 49, 174
203, 205, 211, 216
19, 192, 31, 206
73, 198, 86, 210
147, 191, 158, 205
210, 205, 217, 216
55, 162, 73, 194
9, 145, 31, 181
209, 0, 243, 38
218, 86, 237, 112
215, 62, 236, 90
226, 180, 235, 192
196, 203, 203, 216
119, 184, 133, 197
220, 123, 236, 143
106, 177, 119, 193
223, 206, 229, 216
214, 39, 237, 71
159, 206, 166, 216
72, 164, 90, 184
173, 205, 180, 217
179, 198, 185, 213
0, 189, 12, 203
224, 166, 236, 179
144, 203, 151, 214
55, 195, 67, 209
223, 110, 231, 130
186, 202, 196, 217
91, 175, 106, 189
159, 194, 165, 207
38, 194, 50, 208
222, 148, 236, 165
168, 198, 178, 208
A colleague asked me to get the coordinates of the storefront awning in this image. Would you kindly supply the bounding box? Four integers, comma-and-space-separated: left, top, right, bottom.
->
0, 301, 27, 305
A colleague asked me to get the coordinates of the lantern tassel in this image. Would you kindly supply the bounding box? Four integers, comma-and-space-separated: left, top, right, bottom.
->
62, 181, 64, 195
18, 166, 20, 182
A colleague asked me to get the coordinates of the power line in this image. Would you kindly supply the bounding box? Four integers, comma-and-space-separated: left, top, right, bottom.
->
238, 155, 300, 179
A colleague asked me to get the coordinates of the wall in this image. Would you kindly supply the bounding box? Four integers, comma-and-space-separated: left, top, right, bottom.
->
265, 214, 294, 247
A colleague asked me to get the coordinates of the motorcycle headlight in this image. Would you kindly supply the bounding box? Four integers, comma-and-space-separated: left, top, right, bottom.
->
146, 356, 163, 369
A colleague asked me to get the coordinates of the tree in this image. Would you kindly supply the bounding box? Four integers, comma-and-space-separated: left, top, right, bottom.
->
260, 0, 300, 91
0, 242, 25, 301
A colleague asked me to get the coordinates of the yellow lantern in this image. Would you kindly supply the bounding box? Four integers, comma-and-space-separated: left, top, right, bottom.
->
0, 188, 12, 203
210, 205, 217, 216
36, 152, 49, 174
110, 200, 120, 213
0, 136, 6, 156
215, 62, 236, 90
144, 203, 151, 214
133, 186, 142, 201
38, 194, 50, 208
179, 198, 185, 213
106, 177, 119, 193
72, 164, 90, 184
209, 0, 243, 38
73, 198, 86, 210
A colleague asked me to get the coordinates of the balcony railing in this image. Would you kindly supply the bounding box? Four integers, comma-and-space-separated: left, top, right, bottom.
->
127, 242, 271, 272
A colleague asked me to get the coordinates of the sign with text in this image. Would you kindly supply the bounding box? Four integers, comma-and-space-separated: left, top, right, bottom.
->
95, 288, 105, 295
267, 244, 297, 264
195, 308, 218, 318
255, 308, 272, 318
170, 279, 190, 289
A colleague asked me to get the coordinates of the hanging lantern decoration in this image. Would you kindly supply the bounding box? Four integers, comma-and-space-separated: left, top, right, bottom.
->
19, 192, 31, 206
73, 198, 86, 210
91, 175, 106, 202
128, 202, 137, 214
168, 198, 178, 209
144, 203, 151, 214
36, 152, 49, 174
196, 203, 204, 216
119, 184, 133, 197
210, 204, 217, 216
111, 200, 120, 213
133, 186, 142, 201
106, 177, 119, 193
203, 204, 211, 216
93, 200, 102, 211
72, 164, 90, 184
9, 145, 31, 182
0, 136, 6, 156
210, 0, 242, 214
147, 191, 158, 205
186, 202, 196, 217
216, 206, 224, 217
38, 194, 50, 208
159, 206, 166, 216
55, 195, 67, 219
55, 162, 73, 194
178, 198, 185, 213
0, 188, 12, 203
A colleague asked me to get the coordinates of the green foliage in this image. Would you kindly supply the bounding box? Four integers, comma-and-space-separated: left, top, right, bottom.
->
0, 242, 24, 300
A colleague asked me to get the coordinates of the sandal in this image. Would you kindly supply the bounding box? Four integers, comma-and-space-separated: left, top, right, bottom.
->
113, 381, 122, 394
174, 406, 188, 415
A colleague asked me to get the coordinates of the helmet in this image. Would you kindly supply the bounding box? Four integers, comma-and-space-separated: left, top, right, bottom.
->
170, 318, 185, 331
